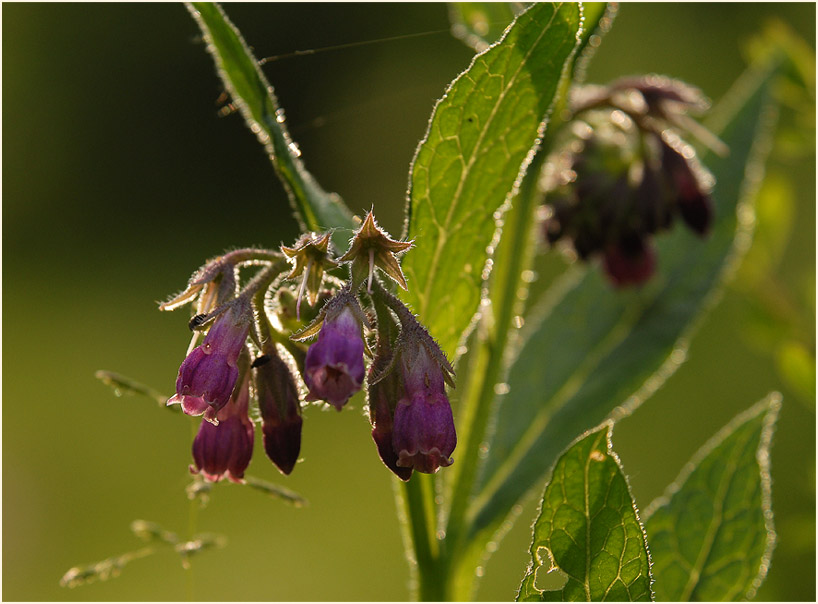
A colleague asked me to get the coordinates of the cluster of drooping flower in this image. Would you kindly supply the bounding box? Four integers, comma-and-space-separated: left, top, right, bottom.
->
160, 213, 456, 483
540, 75, 721, 287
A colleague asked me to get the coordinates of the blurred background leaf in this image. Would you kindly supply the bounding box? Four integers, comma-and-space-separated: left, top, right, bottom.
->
728, 21, 816, 412
187, 2, 356, 251
447, 2, 521, 52
3, 3, 813, 601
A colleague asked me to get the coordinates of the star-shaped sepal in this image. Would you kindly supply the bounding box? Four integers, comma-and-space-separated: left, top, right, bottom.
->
281, 232, 338, 318
338, 211, 413, 292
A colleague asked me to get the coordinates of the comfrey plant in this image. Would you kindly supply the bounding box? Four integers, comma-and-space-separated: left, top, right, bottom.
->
160, 215, 457, 481
67, 2, 813, 601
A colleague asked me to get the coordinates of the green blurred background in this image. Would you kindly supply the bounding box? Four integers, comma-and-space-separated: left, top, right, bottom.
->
3, 3, 815, 601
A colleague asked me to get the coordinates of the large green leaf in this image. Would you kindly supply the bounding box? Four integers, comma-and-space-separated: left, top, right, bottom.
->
466, 57, 782, 550
400, 2, 582, 360
517, 423, 652, 602
187, 3, 355, 249
644, 393, 780, 601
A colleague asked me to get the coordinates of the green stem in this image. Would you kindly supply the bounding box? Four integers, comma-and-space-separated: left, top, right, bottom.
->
393, 148, 548, 599
220, 247, 283, 265
251, 280, 306, 372
439, 147, 548, 599
430, 58, 586, 593
397, 474, 447, 601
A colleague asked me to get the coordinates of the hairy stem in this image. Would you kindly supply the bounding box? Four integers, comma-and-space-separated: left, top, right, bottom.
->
396, 474, 446, 600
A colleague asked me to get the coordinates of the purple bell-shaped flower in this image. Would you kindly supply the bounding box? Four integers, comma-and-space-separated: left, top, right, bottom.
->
168, 298, 252, 423
254, 350, 303, 475
303, 297, 366, 410
392, 338, 457, 474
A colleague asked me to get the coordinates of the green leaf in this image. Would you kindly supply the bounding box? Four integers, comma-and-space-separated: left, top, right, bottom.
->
467, 54, 782, 554
400, 2, 582, 360
186, 3, 355, 250
447, 2, 520, 52
644, 393, 781, 601
517, 423, 652, 602
436, 8, 618, 599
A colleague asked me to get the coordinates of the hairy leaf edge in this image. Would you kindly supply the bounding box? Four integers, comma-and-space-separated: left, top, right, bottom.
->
516, 420, 655, 602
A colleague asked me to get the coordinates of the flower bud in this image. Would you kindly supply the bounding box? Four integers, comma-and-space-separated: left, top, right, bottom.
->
253, 350, 302, 475
275, 286, 334, 338
190, 370, 254, 483
168, 298, 252, 423
281, 232, 338, 318
541, 99, 717, 287
302, 295, 366, 410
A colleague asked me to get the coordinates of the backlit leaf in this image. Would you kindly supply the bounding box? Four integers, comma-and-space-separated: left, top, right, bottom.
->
400, 2, 582, 360
644, 393, 781, 601
517, 423, 652, 601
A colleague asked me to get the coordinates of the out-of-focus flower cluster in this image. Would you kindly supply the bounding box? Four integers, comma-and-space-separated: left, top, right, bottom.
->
540, 75, 721, 287
160, 213, 456, 483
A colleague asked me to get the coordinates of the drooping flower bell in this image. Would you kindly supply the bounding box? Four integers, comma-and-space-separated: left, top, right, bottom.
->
391, 333, 457, 474
190, 365, 255, 483
299, 291, 367, 410
168, 297, 253, 423
367, 282, 457, 476
602, 232, 657, 288
659, 135, 713, 236
253, 349, 302, 475
369, 364, 414, 481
